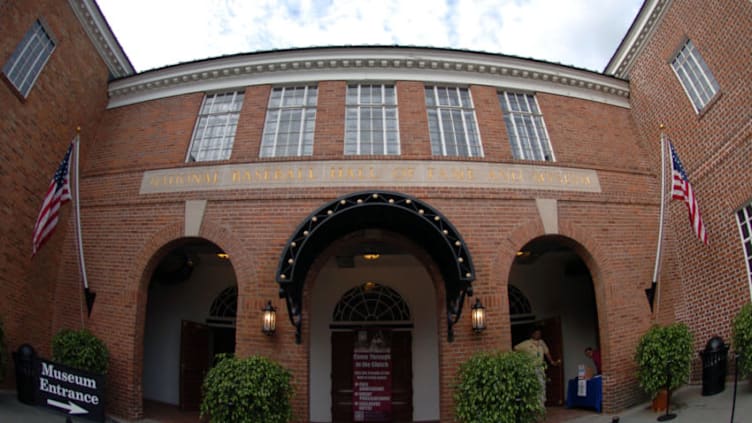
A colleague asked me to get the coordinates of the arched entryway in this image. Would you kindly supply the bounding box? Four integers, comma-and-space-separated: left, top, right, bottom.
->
275, 191, 475, 423
508, 235, 600, 408
141, 238, 237, 412
308, 233, 440, 422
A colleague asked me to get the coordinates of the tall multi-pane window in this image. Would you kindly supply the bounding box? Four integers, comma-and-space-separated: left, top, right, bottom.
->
260, 86, 318, 158
344, 84, 399, 155
2, 19, 56, 98
186, 91, 244, 162
425, 86, 483, 157
499, 92, 554, 161
671, 39, 720, 113
737, 202, 752, 292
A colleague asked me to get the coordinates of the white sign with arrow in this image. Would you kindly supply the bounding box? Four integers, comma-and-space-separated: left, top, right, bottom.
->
47, 398, 89, 415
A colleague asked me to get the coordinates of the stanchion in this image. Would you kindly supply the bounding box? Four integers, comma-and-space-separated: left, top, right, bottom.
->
730, 353, 739, 423
657, 363, 676, 421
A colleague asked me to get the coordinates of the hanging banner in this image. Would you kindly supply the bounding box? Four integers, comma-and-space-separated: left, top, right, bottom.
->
353, 342, 392, 422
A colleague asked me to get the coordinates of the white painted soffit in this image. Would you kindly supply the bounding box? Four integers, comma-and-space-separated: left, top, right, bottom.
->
106, 47, 631, 109
68, 0, 135, 78
604, 0, 672, 78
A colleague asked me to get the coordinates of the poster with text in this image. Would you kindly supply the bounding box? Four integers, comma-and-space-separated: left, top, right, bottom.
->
353, 345, 392, 422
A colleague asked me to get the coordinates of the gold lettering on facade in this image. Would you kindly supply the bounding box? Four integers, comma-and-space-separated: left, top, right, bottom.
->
143, 162, 598, 194
392, 167, 415, 180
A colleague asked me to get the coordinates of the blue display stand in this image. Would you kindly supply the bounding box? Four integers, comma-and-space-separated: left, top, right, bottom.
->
566, 375, 602, 413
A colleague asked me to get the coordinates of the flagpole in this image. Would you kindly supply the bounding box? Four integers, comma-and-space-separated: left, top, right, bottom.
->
649, 126, 667, 315
73, 127, 95, 318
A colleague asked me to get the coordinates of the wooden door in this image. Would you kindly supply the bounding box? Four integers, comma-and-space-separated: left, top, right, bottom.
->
179, 320, 211, 411
391, 331, 413, 422
332, 331, 355, 422
540, 317, 564, 406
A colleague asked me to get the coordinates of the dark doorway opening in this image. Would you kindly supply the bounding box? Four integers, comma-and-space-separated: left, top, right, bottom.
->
509, 236, 600, 409
142, 239, 237, 415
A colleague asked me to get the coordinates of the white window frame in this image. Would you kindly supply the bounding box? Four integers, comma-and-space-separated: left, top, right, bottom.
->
671, 39, 720, 113
737, 201, 752, 301
425, 86, 483, 158
186, 91, 244, 162
499, 91, 555, 161
260, 85, 318, 158
2, 19, 56, 98
344, 84, 400, 155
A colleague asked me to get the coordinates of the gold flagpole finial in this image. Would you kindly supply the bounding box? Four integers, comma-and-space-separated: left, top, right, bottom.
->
76, 126, 81, 133
659, 124, 665, 130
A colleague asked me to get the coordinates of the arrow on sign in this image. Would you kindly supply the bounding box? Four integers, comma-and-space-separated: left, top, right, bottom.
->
47, 399, 89, 415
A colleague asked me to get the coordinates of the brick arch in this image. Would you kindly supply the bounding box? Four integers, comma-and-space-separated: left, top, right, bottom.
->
488, 216, 612, 348
125, 217, 256, 418
488, 215, 626, 409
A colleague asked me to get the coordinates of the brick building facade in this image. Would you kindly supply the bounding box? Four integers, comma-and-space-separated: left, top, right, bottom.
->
1, 0, 750, 421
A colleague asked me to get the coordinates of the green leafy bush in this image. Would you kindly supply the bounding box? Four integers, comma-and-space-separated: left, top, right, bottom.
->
732, 302, 752, 376
634, 323, 693, 398
0, 318, 7, 383
52, 329, 109, 374
201, 354, 293, 423
454, 350, 543, 423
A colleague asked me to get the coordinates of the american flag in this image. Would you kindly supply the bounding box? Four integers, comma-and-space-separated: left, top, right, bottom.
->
32, 143, 73, 256
669, 141, 708, 244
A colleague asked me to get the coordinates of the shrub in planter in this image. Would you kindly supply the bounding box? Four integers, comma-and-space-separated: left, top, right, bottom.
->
454, 350, 543, 423
732, 302, 752, 377
201, 354, 293, 423
0, 318, 6, 383
634, 323, 693, 398
52, 328, 109, 374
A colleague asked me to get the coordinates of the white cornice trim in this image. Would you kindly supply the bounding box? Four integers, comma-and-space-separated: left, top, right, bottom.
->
605, 0, 672, 78
106, 47, 630, 109
68, 0, 134, 78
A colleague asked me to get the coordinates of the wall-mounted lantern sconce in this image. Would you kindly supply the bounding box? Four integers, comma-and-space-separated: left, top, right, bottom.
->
471, 298, 486, 333
262, 301, 277, 336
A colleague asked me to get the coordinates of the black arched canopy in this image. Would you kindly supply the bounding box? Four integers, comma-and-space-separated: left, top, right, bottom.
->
275, 191, 475, 343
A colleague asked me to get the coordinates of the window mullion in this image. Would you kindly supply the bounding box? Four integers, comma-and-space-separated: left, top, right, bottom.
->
272, 89, 285, 157
381, 84, 388, 154
356, 85, 362, 155
5, 28, 37, 78
297, 87, 307, 157
16, 33, 46, 92
525, 96, 545, 161
197, 95, 215, 161
457, 89, 473, 157
434, 88, 448, 156
505, 94, 524, 159
688, 52, 714, 104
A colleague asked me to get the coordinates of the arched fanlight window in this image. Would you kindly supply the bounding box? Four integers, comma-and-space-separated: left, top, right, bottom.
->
208, 286, 237, 327
508, 285, 533, 316
333, 283, 410, 323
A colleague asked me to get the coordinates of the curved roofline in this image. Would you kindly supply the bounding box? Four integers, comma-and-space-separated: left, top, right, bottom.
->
107, 45, 631, 109
117, 44, 615, 79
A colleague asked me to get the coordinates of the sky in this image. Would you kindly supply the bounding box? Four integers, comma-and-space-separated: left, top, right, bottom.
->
96, 0, 644, 74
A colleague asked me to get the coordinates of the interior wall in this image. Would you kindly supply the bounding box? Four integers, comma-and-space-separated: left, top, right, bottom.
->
309, 254, 439, 422
142, 257, 236, 404
509, 252, 599, 394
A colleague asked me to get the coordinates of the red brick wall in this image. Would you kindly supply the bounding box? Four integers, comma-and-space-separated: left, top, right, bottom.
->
41, 70, 663, 419
0, 0, 110, 387
626, 0, 752, 360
